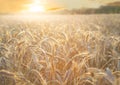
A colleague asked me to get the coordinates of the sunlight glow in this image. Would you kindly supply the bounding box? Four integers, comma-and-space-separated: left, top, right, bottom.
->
28, 4, 45, 12
23, 0, 45, 13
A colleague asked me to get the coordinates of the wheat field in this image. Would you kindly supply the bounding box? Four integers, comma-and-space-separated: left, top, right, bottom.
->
0, 14, 120, 85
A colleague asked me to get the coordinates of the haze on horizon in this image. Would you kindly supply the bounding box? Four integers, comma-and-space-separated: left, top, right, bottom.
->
0, 0, 119, 13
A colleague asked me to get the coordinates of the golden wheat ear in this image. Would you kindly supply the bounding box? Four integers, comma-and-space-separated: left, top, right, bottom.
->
0, 70, 16, 85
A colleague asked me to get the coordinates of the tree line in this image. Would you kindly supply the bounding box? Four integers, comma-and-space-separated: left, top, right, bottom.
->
61, 6, 120, 14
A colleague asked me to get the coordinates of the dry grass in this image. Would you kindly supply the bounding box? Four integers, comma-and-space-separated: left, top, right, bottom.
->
0, 14, 120, 85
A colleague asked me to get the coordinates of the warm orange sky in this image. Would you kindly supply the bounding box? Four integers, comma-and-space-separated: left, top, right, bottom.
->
0, 0, 119, 13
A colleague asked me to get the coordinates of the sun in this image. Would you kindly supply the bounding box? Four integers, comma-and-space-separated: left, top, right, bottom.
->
22, 0, 45, 13
28, 4, 45, 13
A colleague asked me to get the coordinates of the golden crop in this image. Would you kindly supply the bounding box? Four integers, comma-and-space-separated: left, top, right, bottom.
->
0, 14, 120, 85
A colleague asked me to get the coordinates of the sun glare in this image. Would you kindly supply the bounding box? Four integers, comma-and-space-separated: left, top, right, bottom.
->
28, 4, 45, 13
22, 0, 45, 13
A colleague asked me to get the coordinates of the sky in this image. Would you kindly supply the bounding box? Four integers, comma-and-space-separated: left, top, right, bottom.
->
0, 0, 120, 13
55, 0, 120, 9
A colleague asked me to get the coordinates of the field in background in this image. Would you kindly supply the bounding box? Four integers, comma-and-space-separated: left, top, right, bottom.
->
0, 14, 120, 85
